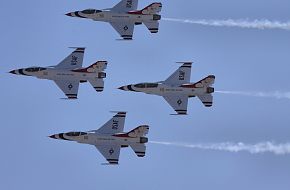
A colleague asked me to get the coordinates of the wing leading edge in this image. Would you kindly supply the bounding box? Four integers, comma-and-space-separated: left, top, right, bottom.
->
163, 95, 189, 115
93, 112, 127, 134
95, 145, 121, 165
55, 48, 85, 69
54, 80, 80, 99
110, 22, 135, 40
164, 62, 192, 86
111, 0, 138, 12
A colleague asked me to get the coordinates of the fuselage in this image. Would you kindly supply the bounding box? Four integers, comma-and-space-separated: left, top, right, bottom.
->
10, 67, 105, 81
50, 131, 148, 147
119, 82, 214, 97
67, 9, 161, 23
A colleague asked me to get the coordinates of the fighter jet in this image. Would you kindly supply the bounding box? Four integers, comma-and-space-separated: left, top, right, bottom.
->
9, 48, 107, 99
118, 62, 215, 115
49, 112, 149, 165
65, 0, 162, 40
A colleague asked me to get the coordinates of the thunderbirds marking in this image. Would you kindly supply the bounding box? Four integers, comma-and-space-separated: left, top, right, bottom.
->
9, 48, 107, 99
119, 62, 215, 115
49, 112, 149, 165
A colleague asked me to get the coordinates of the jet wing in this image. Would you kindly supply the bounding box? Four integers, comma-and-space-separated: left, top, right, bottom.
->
130, 143, 146, 157
164, 62, 192, 86
55, 48, 85, 69
143, 21, 159, 33
111, 0, 138, 12
54, 80, 80, 99
95, 145, 121, 165
94, 112, 126, 134
163, 95, 188, 115
110, 22, 134, 40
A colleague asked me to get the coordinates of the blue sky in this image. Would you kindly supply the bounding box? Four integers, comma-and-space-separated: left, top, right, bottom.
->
1, 0, 290, 189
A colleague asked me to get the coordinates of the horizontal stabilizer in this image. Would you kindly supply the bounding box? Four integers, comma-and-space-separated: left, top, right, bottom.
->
130, 143, 146, 157
144, 21, 159, 33
89, 79, 104, 92
198, 94, 213, 107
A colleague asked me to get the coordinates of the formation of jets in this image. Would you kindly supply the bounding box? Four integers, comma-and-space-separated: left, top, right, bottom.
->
9, 0, 216, 165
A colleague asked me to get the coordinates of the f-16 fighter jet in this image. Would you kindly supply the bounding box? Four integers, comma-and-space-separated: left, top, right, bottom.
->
9, 48, 107, 99
118, 62, 215, 115
49, 112, 149, 165
65, 0, 162, 40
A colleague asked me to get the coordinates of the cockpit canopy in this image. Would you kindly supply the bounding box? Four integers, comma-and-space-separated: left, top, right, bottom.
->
134, 83, 158, 88
66, 132, 87, 137
81, 9, 102, 14
24, 67, 46, 72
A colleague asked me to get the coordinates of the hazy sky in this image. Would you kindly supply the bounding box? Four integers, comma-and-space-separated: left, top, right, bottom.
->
1, 0, 290, 189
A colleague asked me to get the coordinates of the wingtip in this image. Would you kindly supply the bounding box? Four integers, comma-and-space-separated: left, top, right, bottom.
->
110, 111, 127, 114
68, 47, 86, 50
176, 61, 193, 64
170, 113, 188, 116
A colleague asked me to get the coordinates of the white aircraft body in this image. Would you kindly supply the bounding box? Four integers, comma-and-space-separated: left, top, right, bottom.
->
9, 48, 107, 99
65, 0, 162, 40
118, 62, 215, 115
49, 112, 149, 165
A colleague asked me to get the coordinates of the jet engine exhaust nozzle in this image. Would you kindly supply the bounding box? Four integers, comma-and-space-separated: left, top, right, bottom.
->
153, 14, 161, 21
140, 137, 148, 144
207, 87, 214, 94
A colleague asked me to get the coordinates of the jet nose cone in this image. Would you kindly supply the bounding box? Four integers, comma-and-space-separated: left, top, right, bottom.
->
9, 70, 16, 74
65, 12, 73, 17
49, 135, 57, 139
118, 86, 125, 91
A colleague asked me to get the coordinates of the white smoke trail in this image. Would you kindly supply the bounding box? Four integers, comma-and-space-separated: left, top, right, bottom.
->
150, 141, 290, 155
163, 18, 290, 31
216, 90, 290, 100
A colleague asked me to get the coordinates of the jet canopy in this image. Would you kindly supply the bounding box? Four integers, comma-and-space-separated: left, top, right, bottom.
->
134, 83, 158, 88
66, 132, 87, 137
81, 9, 102, 14
24, 67, 46, 72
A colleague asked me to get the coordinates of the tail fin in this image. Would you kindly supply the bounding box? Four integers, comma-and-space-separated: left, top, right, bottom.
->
140, 3, 162, 15
195, 75, 215, 107
85, 61, 107, 73
127, 125, 149, 138
193, 75, 215, 88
